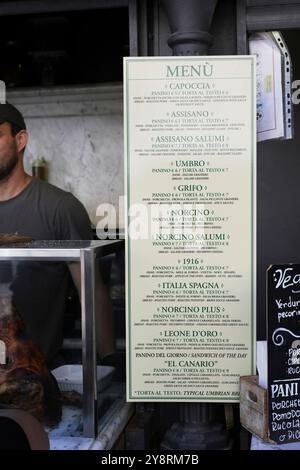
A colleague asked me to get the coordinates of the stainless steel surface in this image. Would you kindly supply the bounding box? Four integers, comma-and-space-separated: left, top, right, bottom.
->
96, 396, 134, 450
81, 248, 97, 437
0, 239, 124, 438
0, 239, 122, 261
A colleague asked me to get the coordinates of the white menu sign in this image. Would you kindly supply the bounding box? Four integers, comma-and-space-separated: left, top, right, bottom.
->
124, 56, 256, 402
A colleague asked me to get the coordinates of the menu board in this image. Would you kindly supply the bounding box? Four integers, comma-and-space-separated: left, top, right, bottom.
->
267, 264, 300, 444
124, 56, 256, 402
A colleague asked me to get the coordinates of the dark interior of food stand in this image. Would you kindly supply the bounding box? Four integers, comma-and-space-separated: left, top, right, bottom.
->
0, 7, 127, 354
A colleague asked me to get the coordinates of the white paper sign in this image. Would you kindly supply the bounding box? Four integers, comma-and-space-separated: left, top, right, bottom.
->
124, 56, 256, 402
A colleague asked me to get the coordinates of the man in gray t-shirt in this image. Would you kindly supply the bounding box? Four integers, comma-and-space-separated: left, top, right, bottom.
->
0, 176, 92, 364
0, 103, 115, 366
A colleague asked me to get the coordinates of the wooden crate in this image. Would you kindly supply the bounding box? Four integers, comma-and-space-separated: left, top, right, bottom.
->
239, 375, 275, 444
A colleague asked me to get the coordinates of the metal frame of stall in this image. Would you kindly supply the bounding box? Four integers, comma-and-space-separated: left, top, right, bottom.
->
0, 239, 124, 438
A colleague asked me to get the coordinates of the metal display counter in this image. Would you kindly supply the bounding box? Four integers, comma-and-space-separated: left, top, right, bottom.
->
0, 239, 124, 438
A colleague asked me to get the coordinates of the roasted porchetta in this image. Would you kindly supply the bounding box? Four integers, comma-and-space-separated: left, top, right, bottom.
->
0, 295, 62, 426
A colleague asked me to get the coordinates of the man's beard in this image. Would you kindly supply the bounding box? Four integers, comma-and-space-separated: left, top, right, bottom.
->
0, 153, 18, 181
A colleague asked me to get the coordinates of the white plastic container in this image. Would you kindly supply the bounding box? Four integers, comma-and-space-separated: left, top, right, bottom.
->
52, 365, 115, 394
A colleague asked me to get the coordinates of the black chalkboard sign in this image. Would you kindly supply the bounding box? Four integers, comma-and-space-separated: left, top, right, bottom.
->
267, 264, 300, 444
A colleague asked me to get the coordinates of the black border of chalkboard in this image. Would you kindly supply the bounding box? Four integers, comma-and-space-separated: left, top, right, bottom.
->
267, 264, 300, 444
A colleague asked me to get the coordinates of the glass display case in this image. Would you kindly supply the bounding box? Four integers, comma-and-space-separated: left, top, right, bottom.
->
0, 239, 124, 438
